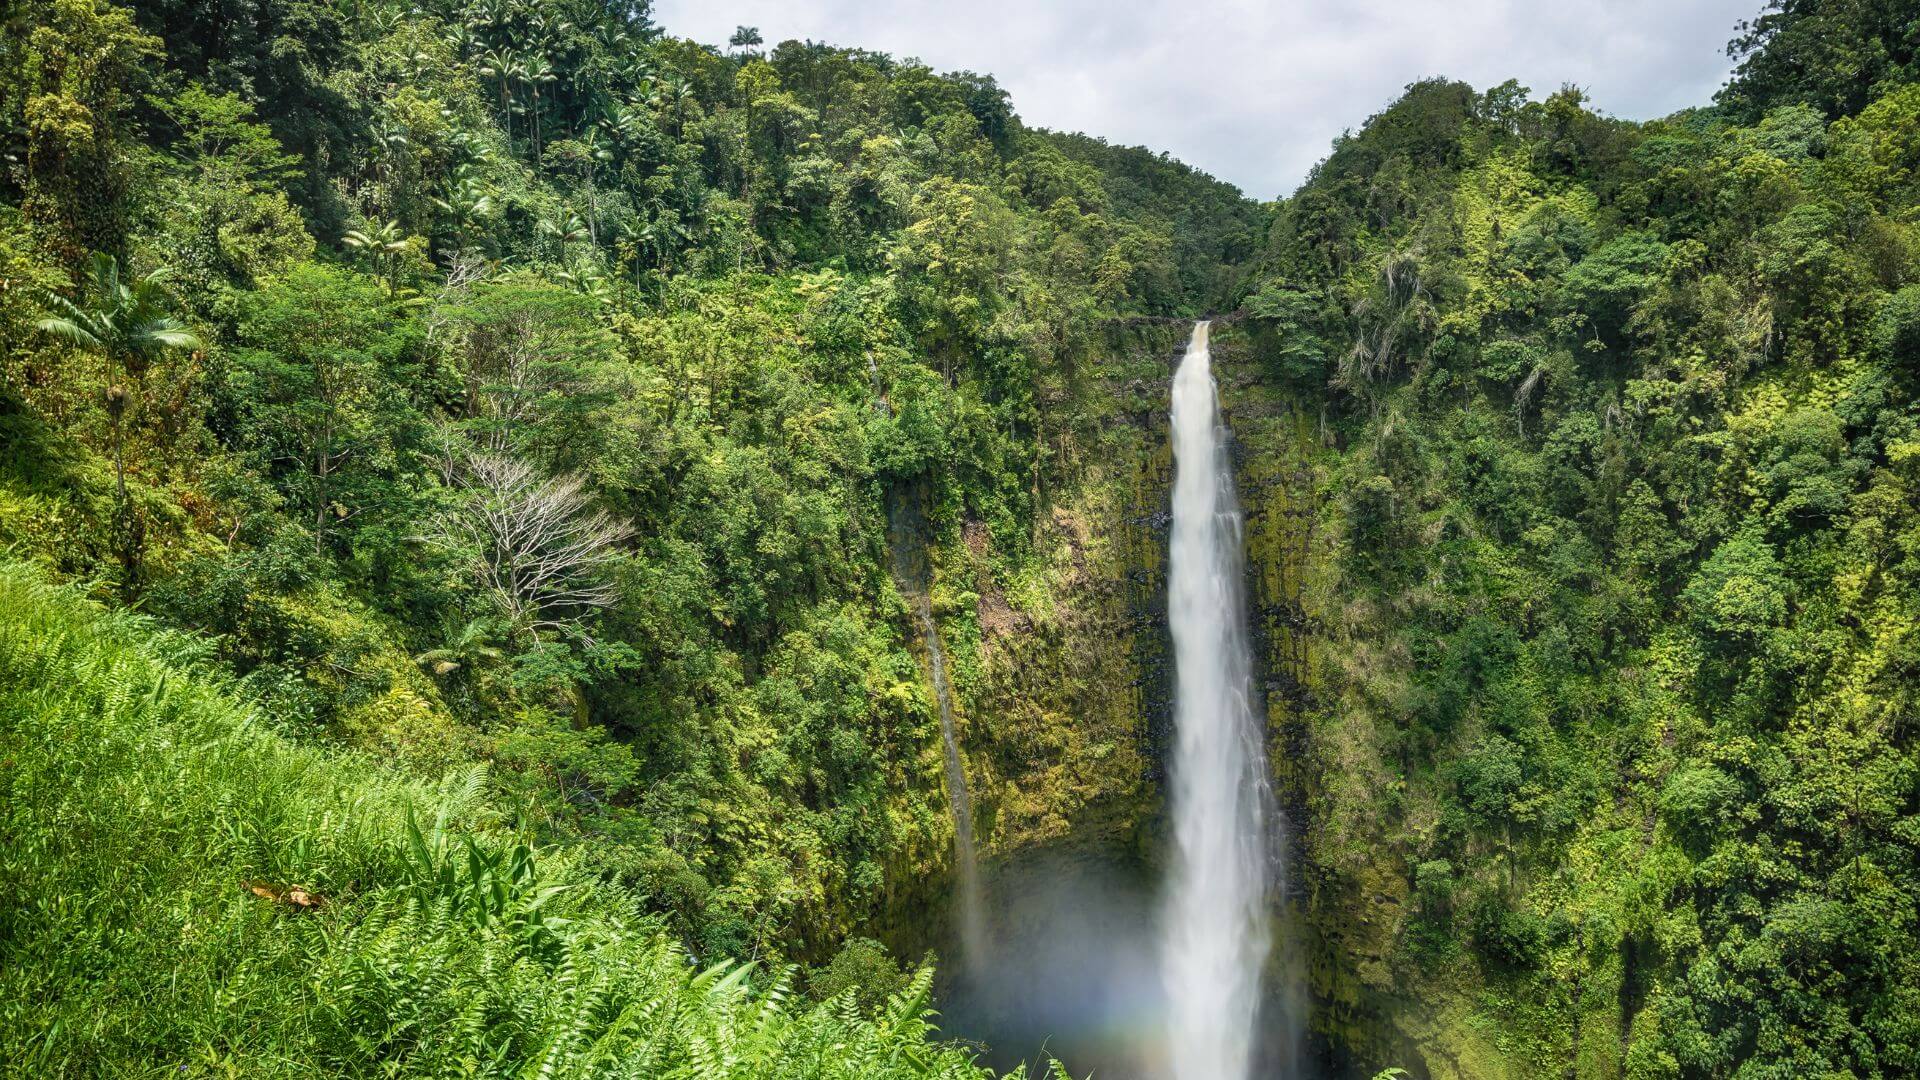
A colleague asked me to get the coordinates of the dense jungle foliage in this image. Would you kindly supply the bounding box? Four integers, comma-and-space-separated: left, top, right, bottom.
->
0, 0, 1251, 1069
0, 565, 997, 1077
5, 0, 1920, 1074
1238, 1, 1920, 1075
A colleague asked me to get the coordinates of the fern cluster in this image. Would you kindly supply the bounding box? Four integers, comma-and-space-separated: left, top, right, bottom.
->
0, 563, 1011, 1077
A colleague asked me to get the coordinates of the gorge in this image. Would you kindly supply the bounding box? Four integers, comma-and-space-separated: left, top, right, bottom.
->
5, 0, 1920, 1076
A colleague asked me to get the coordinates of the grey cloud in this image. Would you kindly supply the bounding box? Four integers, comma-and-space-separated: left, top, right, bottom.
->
653, 0, 1757, 198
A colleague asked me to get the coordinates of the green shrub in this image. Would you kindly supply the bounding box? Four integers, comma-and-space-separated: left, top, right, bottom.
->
0, 564, 1004, 1077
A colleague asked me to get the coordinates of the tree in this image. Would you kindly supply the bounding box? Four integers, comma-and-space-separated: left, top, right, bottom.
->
127, 0, 362, 217
807, 937, 908, 1012
440, 279, 621, 471
523, 54, 559, 162
148, 86, 314, 289
5, 0, 160, 257
438, 450, 631, 633
343, 219, 419, 297
1682, 530, 1792, 655
728, 25, 764, 56
230, 263, 414, 556
36, 253, 201, 585
1719, 0, 1920, 120
161, 84, 301, 188
430, 172, 498, 253
535, 211, 589, 265
888, 178, 1017, 365
478, 46, 523, 141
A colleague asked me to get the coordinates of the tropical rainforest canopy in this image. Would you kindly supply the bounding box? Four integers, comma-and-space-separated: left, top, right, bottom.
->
0, 0, 1916, 1075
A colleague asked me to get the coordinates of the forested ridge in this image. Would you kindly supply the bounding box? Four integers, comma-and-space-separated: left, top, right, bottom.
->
1, 0, 1918, 1075
0, 0, 1250, 1071
1234, 2, 1920, 1074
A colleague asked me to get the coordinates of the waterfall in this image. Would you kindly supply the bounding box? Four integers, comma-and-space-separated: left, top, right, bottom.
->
887, 482, 989, 980
1160, 320, 1273, 1080
917, 593, 989, 974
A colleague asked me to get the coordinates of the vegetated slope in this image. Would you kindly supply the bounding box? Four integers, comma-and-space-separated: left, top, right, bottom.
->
0, 562, 1012, 1076
1232, 2, 1920, 1075
0, 0, 1255, 1000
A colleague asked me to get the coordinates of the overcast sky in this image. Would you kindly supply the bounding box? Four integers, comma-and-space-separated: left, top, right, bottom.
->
652, 0, 1758, 199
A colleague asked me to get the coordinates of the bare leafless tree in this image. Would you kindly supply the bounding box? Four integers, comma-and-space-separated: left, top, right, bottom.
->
440, 448, 632, 632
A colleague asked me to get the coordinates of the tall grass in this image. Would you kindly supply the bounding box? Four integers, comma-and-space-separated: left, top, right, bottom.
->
0, 564, 1000, 1078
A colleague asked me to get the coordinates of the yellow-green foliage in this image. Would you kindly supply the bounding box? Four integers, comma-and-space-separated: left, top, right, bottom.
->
0, 563, 1016, 1077
1242, 66, 1920, 1079
1, 0, 1259, 985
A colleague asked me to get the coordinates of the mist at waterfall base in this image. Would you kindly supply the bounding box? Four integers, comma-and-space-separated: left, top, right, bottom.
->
938, 851, 1165, 1076
937, 853, 1310, 1079
938, 323, 1305, 1080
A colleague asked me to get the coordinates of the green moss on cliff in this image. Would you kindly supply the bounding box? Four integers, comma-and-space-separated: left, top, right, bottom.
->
1230, 62, 1920, 1080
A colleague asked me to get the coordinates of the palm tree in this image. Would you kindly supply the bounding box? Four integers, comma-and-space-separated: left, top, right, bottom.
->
413, 617, 505, 678
599, 100, 651, 164
552, 266, 613, 307
36, 253, 201, 583
570, 128, 613, 242
441, 20, 477, 60
536, 210, 589, 263
523, 54, 559, 161
431, 171, 498, 251
727, 25, 763, 56
478, 47, 522, 139
618, 211, 687, 282
367, 121, 413, 205
669, 78, 698, 134
343, 219, 413, 295
466, 0, 512, 36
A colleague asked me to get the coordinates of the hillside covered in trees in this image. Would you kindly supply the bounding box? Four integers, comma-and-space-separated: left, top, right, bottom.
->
0, 0, 1251, 1071
1233, 2, 1920, 1074
3, 0, 1920, 1076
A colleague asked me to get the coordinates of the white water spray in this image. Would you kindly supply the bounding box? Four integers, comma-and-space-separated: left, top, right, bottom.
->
1161, 320, 1272, 1080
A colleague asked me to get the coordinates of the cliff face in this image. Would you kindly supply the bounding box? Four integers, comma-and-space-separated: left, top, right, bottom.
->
905, 320, 1515, 1078
1203, 354, 1588, 1080
872, 323, 1184, 960
941, 320, 1316, 867
1219, 321, 1519, 1079
1214, 322, 1624, 1080
894, 319, 1360, 1053
973, 327, 1178, 836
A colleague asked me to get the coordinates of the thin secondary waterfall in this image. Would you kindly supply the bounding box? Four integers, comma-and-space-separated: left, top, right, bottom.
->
1161, 320, 1273, 1080
888, 487, 989, 978
917, 594, 989, 974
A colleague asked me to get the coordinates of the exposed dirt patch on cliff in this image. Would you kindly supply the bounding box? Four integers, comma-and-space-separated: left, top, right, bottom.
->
965, 519, 1029, 643
1048, 505, 1095, 592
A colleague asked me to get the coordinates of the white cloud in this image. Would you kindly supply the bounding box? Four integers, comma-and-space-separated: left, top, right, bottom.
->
651, 0, 1757, 198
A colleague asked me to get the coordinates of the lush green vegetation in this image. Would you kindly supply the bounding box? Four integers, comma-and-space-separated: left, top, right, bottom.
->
0, 564, 998, 1076
1235, 1, 1920, 1075
0, 0, 1248, 1069
6, 0, 1920, 1074
0, 0, 1249, 944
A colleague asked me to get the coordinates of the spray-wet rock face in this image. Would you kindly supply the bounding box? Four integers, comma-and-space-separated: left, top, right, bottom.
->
921, 595, 987, 972
885, 480, 986, 975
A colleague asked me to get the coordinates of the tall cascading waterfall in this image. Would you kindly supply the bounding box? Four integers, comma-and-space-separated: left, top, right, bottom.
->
1160, 320, 1275, 1080
918, 594, 990, 973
